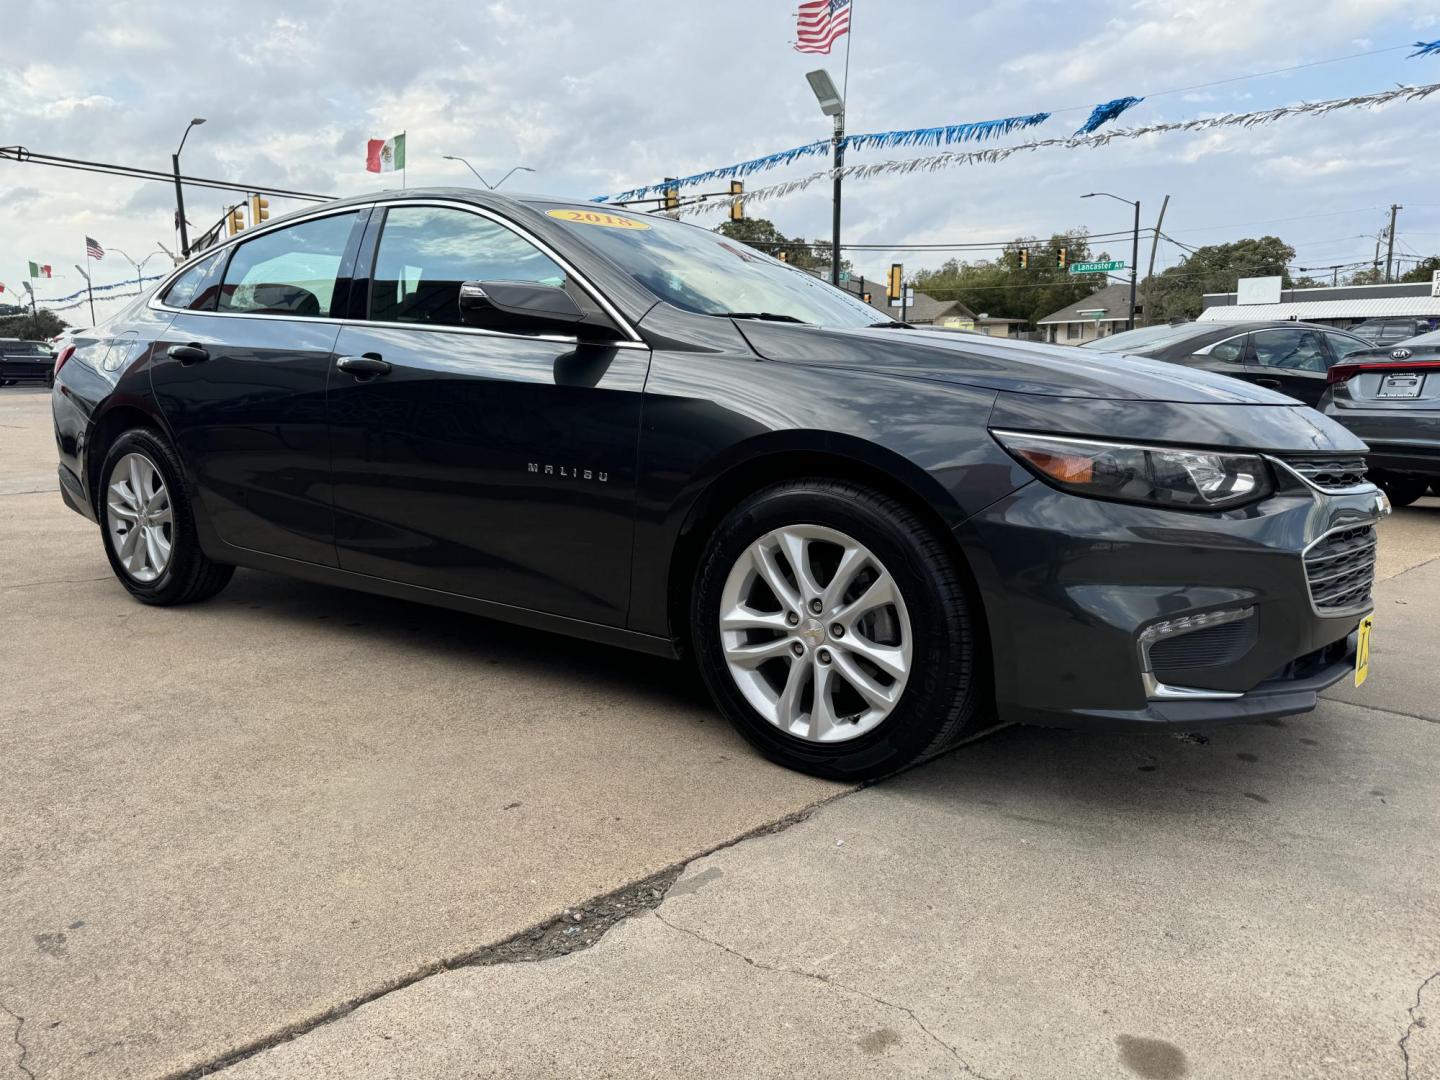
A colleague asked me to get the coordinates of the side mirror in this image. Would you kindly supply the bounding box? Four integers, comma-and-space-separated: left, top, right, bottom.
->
458, 280, 584, 335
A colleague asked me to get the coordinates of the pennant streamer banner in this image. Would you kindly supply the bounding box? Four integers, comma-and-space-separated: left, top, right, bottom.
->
1411, 40, 1440, 57
31, 272, 167, 307
675, 81, 1440, 218
1075, 96, 1144, 135
593, 113, 1052, 202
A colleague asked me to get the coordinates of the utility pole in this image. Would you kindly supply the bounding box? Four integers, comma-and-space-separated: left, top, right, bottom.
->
1385, 203, 1402, 283
1083, 191, 1141, 330
1143, 194, 1170, 326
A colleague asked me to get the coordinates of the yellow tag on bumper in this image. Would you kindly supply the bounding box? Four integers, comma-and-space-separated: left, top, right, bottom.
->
1354, 615, 1373, 687
546, 209, 651, 230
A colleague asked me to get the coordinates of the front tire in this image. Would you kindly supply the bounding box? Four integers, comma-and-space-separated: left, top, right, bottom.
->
98, 428, 234, 605
692, 479, 987, 781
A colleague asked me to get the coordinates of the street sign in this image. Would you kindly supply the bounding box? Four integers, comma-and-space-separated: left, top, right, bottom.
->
839, 271, 850, 283
1068, 260, 1124, 275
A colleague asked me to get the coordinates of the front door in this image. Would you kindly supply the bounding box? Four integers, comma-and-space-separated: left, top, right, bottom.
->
327, 203, 649, 626
151, 209, 365, 565
1244, 327, 1329, 407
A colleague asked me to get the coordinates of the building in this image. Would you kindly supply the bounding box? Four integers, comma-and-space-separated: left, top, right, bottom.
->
1198, 278, 1440, 329
1036, 283, 1136, 344
971, 314, 1028, 339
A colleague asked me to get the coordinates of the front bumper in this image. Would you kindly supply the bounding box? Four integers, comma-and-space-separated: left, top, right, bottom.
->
956, 469, 1383, 730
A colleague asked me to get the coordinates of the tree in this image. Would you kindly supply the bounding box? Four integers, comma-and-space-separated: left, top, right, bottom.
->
909, 230, 1109, 326
714, 217, 850, 274
0, 309, 68, 340
1400, 256, 1440, 284
1346, 267, 1383, 286
1142, 236, 1295, 322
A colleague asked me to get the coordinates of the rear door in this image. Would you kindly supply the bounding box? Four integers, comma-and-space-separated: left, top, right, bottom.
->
326, 201, 650, 626
151, 209, 367, 565
1244, 327, 1329, 406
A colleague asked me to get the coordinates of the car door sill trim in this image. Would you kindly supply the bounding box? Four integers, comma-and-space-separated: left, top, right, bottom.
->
209, 539, 678, 658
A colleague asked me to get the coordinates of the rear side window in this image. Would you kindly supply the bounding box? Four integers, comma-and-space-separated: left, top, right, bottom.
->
1251, 329, 1326, 373
369, 206, 569, 327
218, 212, 358, 317
1322, 332, 1372, 361
160, 252, 221, 309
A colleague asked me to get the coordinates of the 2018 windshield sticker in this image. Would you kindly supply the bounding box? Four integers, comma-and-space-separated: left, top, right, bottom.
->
546, 209, 651, 230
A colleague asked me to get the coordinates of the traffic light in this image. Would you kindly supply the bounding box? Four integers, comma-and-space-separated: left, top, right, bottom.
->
1057, 246, 1069, 270
729, 180, 743, 222
249, 195, 270, 225
663, 178, 679, 212
888, 263, 903, 301
1018, 248, 1029, 271
227, 207, 245, 235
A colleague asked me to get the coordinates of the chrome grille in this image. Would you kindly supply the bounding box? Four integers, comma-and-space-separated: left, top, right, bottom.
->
1283, 456, 1369, 492
1303, 525, 1377, 615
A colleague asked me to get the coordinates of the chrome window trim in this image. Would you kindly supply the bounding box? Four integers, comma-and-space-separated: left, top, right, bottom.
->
148, 198, 648, 348
1193, 330, 1251, 357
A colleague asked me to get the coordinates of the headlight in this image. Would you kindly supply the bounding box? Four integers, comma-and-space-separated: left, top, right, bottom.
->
993, 430, 1273, 511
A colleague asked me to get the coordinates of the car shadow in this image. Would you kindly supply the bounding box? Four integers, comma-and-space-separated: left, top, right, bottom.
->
214, 566, 709, 713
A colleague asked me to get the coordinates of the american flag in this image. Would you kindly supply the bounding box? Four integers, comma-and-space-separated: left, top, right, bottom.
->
86, 236, 105, 260
794, 0, 851, 54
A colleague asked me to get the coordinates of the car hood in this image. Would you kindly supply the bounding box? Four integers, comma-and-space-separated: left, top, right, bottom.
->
735, 322, 1297, 405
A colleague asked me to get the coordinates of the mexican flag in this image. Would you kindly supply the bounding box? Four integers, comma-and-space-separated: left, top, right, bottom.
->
28, 261, 52, 278
366, 133, 406, 173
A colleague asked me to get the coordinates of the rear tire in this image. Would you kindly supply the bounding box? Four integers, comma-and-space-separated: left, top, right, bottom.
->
98, 428, 234, 605
692, 479, 987, 781
1375, 472, 1429, 509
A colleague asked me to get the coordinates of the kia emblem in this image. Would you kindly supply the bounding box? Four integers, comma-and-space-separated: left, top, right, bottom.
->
1392, 348, 1413, 360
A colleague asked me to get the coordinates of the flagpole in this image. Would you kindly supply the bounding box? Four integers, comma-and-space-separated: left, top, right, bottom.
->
841, 0, 853, 103
82, 242, 96, 325
401, 129, 407, 190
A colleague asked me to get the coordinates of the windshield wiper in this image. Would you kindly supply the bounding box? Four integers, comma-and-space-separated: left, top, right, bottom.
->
867, 320, 912, 329
720, 312, 809, 324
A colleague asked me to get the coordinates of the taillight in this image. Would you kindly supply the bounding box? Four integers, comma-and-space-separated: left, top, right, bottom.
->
1327, 358, 1440, 384
53, 344, 76, 377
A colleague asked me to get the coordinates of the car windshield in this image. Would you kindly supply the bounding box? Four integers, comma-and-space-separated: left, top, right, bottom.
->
1079, 322, 1212, 352
538, 205, 888, 329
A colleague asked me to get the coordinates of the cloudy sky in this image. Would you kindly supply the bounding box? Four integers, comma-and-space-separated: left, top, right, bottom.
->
2, 0, 1438, 324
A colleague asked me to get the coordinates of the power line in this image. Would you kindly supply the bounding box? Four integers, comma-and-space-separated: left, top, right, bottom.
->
0, 146, 333, 202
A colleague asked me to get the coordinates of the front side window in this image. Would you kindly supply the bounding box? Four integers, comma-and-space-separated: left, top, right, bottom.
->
1250, 329, 1326, 373
370, 206, 569, 326
218, 212, 358, 317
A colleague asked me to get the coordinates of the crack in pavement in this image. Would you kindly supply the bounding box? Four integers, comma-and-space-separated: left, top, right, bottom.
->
0, 576, 110, 592
653, 910, 1000, 1080
0, 997, 36, 1080
1400, 969, 1439, 1080
165, 793, 853, 1079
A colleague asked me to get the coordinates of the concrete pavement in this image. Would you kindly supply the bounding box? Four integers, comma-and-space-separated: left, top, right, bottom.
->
217, 555, 1440, 1080
3, 385, 1439, 1079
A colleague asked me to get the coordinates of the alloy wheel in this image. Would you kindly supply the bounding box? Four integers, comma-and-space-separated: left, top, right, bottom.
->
106, 452, 174, 583
718, 524, 912, 743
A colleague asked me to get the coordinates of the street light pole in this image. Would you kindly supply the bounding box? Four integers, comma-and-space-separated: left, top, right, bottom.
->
805, 69, 846, 287
442, 156, 535, 190
1083, 191, 1141, 330
113, 248, 166, 298
173, 118, 206, 258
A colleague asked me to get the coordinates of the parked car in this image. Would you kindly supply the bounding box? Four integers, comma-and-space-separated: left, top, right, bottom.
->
51, 190, 1387, 779
0, 339, 55, 386
1346, 317, 1439, 347
1318, 333, 1440, 506
1081, 321, 1373, 407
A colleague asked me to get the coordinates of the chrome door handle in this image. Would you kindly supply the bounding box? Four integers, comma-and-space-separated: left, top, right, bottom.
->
335, 354, 392, 377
